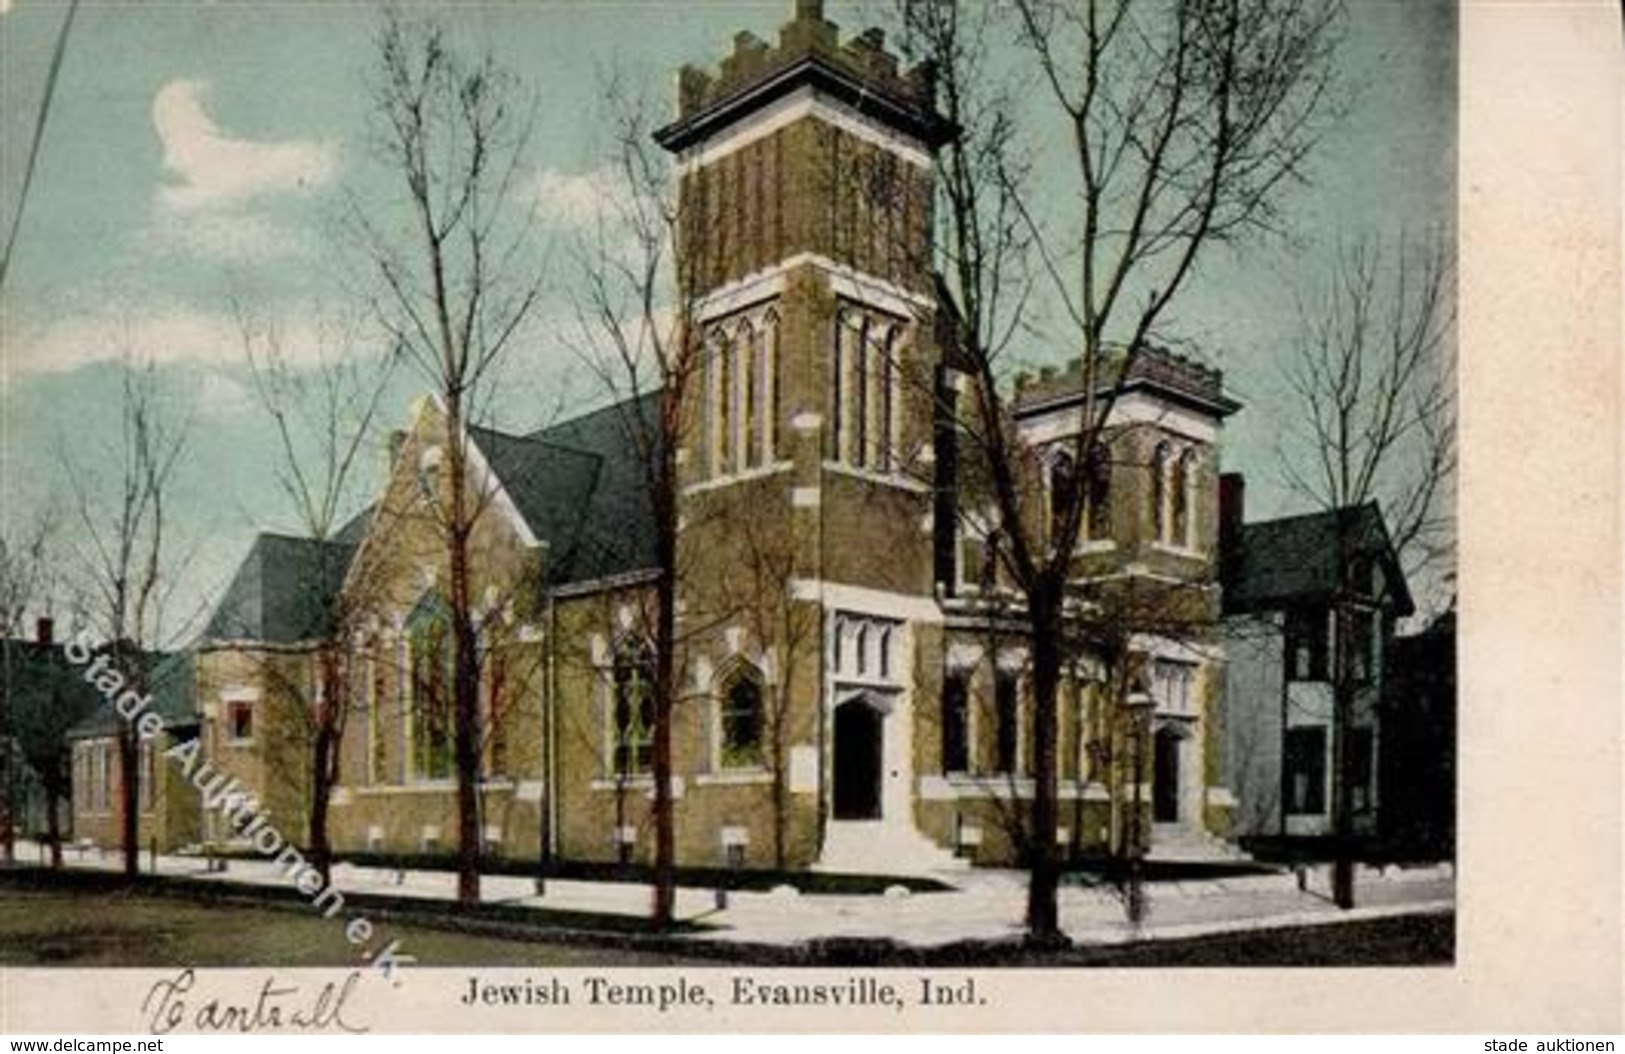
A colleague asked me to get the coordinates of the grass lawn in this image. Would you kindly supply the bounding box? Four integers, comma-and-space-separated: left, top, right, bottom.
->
0, 885, 709, 968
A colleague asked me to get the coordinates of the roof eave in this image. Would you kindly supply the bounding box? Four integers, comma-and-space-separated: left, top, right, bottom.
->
654, 54, 957, 154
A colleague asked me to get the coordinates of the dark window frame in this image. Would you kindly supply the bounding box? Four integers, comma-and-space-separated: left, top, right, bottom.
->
1284, 725, 1327, 815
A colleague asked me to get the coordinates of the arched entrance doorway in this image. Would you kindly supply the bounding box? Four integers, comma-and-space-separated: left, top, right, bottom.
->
833, 696, 884, 820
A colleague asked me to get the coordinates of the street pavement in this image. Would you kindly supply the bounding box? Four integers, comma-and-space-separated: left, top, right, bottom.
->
10, 839, 1453, 951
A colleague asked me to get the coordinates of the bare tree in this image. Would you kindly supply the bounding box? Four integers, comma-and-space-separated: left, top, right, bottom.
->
0, 508, 57, 863
568, 78, 707, 930
1280, 232, 1455, 588
237, 308, 398, 884
897, 0, 1343, 943
350, 10, 545, 905
1278, 231, 1455, 908
62, 359, 190, 880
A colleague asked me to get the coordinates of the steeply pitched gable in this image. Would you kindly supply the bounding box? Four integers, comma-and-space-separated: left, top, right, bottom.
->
1222, 502, 1414, 617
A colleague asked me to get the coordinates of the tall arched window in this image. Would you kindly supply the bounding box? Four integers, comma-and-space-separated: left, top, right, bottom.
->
710, 333, 732, 477
1087, 444, 1112, 539
1152, 442, 1172, 542
868, 322, 895, 470
761, 308, 781, 463
738, 318, 758, 471
1049, 450, 1077, 547
830, 304, 904, 472
1172, 449, 1195, 546
407, 594, 453, 781
718, 663, 765, 769
612, 639, 655, 777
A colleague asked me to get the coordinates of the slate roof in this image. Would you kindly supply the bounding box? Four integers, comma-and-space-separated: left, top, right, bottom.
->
1222, 502, 1414, 617
202, 529, 361, 645
470, 392, 662, 587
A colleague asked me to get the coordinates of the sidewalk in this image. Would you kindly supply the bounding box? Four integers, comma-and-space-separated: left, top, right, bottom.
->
9, 840, 1454, 951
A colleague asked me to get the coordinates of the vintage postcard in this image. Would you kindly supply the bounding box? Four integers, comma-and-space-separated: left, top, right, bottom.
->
0, 0, 1618, 1036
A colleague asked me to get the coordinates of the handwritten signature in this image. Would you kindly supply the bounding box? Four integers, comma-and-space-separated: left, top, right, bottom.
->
140, 968, 370, 1035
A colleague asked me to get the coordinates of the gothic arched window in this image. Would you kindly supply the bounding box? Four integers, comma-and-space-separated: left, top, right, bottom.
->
1152, 442, 1172, 542
407, 594, 453, 782
1087, 444, 1112, 540
612, 639, 655, 777
718, 664, 765, 769
737, 317, 758, 471
1172, 449, 1195, 546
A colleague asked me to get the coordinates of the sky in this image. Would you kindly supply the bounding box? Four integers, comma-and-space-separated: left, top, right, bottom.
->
0, 0, 1455, 640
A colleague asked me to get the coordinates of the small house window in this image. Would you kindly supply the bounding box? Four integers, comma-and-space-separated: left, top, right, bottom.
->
1284, 725, 1327, 815
1348, 726, 1375, 813
1350, 610, 1376, 684
226, 700, 254, 743
1286, 607, 1329, 682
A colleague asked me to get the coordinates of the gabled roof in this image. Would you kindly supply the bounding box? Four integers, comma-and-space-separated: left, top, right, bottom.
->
512, 391, 662, 586
1222, 502, 1414, 617
202, 527, 361, 645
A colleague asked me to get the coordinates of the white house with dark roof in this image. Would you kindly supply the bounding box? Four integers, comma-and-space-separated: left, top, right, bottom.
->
1219, 489, 1414, 840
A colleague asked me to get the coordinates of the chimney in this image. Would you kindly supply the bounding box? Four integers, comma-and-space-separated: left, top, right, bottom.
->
36, 616, 53, 646
1219, 473, 1245, 561
388, 429, 408, 469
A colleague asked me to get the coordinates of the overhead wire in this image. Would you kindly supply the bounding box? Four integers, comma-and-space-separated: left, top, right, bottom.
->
0, 0, 81, 297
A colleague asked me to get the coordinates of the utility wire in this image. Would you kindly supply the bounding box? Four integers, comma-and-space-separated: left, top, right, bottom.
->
0, 0, 81, 297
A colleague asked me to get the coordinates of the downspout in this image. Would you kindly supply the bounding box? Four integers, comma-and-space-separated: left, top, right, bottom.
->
545, 586, 559, 863
1278, 615, 1289, 839
538, 534, 558, 874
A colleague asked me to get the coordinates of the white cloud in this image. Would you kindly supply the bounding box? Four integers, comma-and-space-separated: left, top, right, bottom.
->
153, 79, 336, 214
528, 166, 631, 229
3, 304, 345, 376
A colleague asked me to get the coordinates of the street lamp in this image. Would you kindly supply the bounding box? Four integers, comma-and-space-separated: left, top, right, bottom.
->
1121, 674, 1155, 925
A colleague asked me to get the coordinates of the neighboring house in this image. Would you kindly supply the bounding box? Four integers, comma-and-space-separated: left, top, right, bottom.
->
1, 619, 101, 853
188, 0, 1249, 872
1380, 605, 1455, 856
1219, 486, 1415, 840
67, 649, 202, 853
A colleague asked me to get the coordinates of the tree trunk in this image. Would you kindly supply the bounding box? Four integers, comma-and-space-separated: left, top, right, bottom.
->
118, 724, 139, 880
650, 428, 679, 930
651, 563, 677, 928
445, 400, 482, 907
1025, 584, 1065, 945
1331, 605, 1355, 909
452, 574, 482, 906
46, 787, 63, 869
